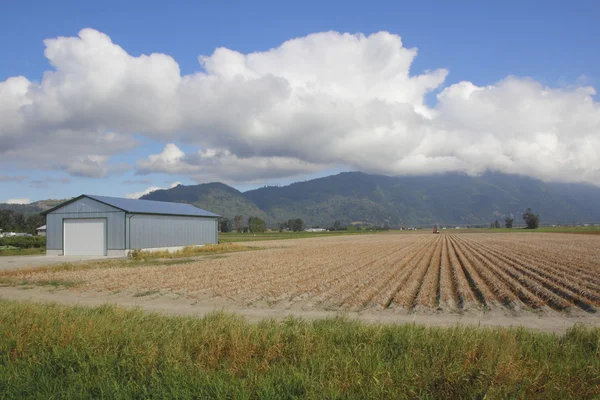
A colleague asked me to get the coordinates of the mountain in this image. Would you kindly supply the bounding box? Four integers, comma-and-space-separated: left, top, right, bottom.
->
140, 182, 273, 223
0, 199, 65, 215
140, 172, 600, 227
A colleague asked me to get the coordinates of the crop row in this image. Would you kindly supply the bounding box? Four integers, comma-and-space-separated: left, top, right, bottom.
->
15, 232, 600, 314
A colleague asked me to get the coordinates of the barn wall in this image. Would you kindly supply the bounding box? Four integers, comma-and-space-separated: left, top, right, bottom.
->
46, 198, 125, 251
129, 214, 218, 249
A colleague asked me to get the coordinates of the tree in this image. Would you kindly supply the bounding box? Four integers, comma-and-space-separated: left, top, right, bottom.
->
234, 215, 244, 233
219, 218, 233, 233
505, 216, 514, 229
522, 208, 539, 229
248, 216, 265, 233
287, 218, 304, 232
494, 220, 501, 229
0, 210, 44, 233
26, 214, 45, 234
0, 210, 16, 231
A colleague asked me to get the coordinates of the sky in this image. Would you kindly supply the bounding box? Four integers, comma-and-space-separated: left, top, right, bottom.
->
1, 0, 599, 203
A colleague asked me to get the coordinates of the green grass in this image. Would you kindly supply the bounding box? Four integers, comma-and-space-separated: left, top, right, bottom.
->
449, 226, 600, 234
219, 230, 376, 243
0, 247, 45, 256
536, 225, 600, 234
0, 300, 598, 399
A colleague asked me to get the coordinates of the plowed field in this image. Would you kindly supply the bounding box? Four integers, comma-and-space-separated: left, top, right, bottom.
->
11, 232, 600, 314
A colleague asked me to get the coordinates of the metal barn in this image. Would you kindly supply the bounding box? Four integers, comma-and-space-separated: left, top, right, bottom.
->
42, 194, 219, 256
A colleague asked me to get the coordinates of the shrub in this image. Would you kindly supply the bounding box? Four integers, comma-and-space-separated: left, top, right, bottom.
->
0, 236, 46, 249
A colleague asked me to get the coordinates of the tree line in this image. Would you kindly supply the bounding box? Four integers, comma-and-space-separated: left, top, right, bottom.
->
0, 210, 45, 234
490, 208, 539, 229
219, 216, 306, 233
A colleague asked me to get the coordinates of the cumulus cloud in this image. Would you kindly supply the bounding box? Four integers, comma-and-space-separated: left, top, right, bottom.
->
1, 29, 600, 184
136, 143, 329, 183
125, 181, 181, 199
6, 198, 30, 204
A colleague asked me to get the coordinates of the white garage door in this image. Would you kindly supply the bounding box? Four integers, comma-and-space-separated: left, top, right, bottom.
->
64, 219, 106, 256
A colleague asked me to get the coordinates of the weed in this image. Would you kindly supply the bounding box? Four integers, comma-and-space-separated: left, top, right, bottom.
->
0, 300, 598, 398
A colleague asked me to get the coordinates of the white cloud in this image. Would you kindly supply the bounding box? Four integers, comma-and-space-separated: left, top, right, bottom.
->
126, 181, 181, 199
6, 198, 30, 204
136, 144, 329, 183
1, 29, 600, 184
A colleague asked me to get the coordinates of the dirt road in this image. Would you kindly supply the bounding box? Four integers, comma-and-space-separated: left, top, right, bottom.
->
1, 286, 598, 334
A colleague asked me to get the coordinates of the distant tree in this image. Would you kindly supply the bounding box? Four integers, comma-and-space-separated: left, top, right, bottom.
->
26, 214, 45, 235
0, 210, 42, 233
505, 216, 514, 229
333, 220, 342, 231
0, 210, 16, 231
494, 220, 501, 229
490, 222, 494, 229
287, 218, 304, 232
248, 216, 265, 233
219, 218, 233, 233
522, 208, 540, 229
234, 215, 244, 233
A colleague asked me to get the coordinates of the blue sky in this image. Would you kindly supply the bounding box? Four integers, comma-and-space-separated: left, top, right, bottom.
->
1, 0, 599, 203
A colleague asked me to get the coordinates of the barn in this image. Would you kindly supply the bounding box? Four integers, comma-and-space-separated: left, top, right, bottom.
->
42, 194, 219, 256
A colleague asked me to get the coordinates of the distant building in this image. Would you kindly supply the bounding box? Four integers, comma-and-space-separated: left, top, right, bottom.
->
305, 228, 328, 232
37, 225, 47, 236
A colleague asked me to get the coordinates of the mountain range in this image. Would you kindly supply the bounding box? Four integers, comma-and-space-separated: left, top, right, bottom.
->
3, 172, 599, 227
141, 172, 600, 227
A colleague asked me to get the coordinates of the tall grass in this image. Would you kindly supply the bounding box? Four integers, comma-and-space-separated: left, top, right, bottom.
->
0, 300, 598, 398
129, 243, 254, 260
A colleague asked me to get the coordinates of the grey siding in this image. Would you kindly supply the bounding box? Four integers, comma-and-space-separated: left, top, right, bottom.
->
129, 214, 218, 249
46, 198, 125, 251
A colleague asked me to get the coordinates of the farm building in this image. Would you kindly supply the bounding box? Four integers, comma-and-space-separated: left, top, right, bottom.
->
42, 194, 219, 256
36, 225, 47, 236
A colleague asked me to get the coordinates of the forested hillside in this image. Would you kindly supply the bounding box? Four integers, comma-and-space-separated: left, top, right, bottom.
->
143, 172, 600, 227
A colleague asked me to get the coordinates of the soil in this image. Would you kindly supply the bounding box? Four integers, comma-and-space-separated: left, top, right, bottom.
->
1, 286, 598, 334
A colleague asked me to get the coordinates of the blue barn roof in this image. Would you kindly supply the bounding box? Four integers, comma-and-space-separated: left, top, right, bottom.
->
43, 194, 219, 218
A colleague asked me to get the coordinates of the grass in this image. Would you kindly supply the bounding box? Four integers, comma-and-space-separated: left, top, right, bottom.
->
0, 247, 45, 256
219, 230, 375, 242
0, 300, 598, 399
130, 243, 255, 260
450, 226, 600, 234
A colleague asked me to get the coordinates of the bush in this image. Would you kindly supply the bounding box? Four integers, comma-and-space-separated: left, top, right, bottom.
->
0, 236, 46, 249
